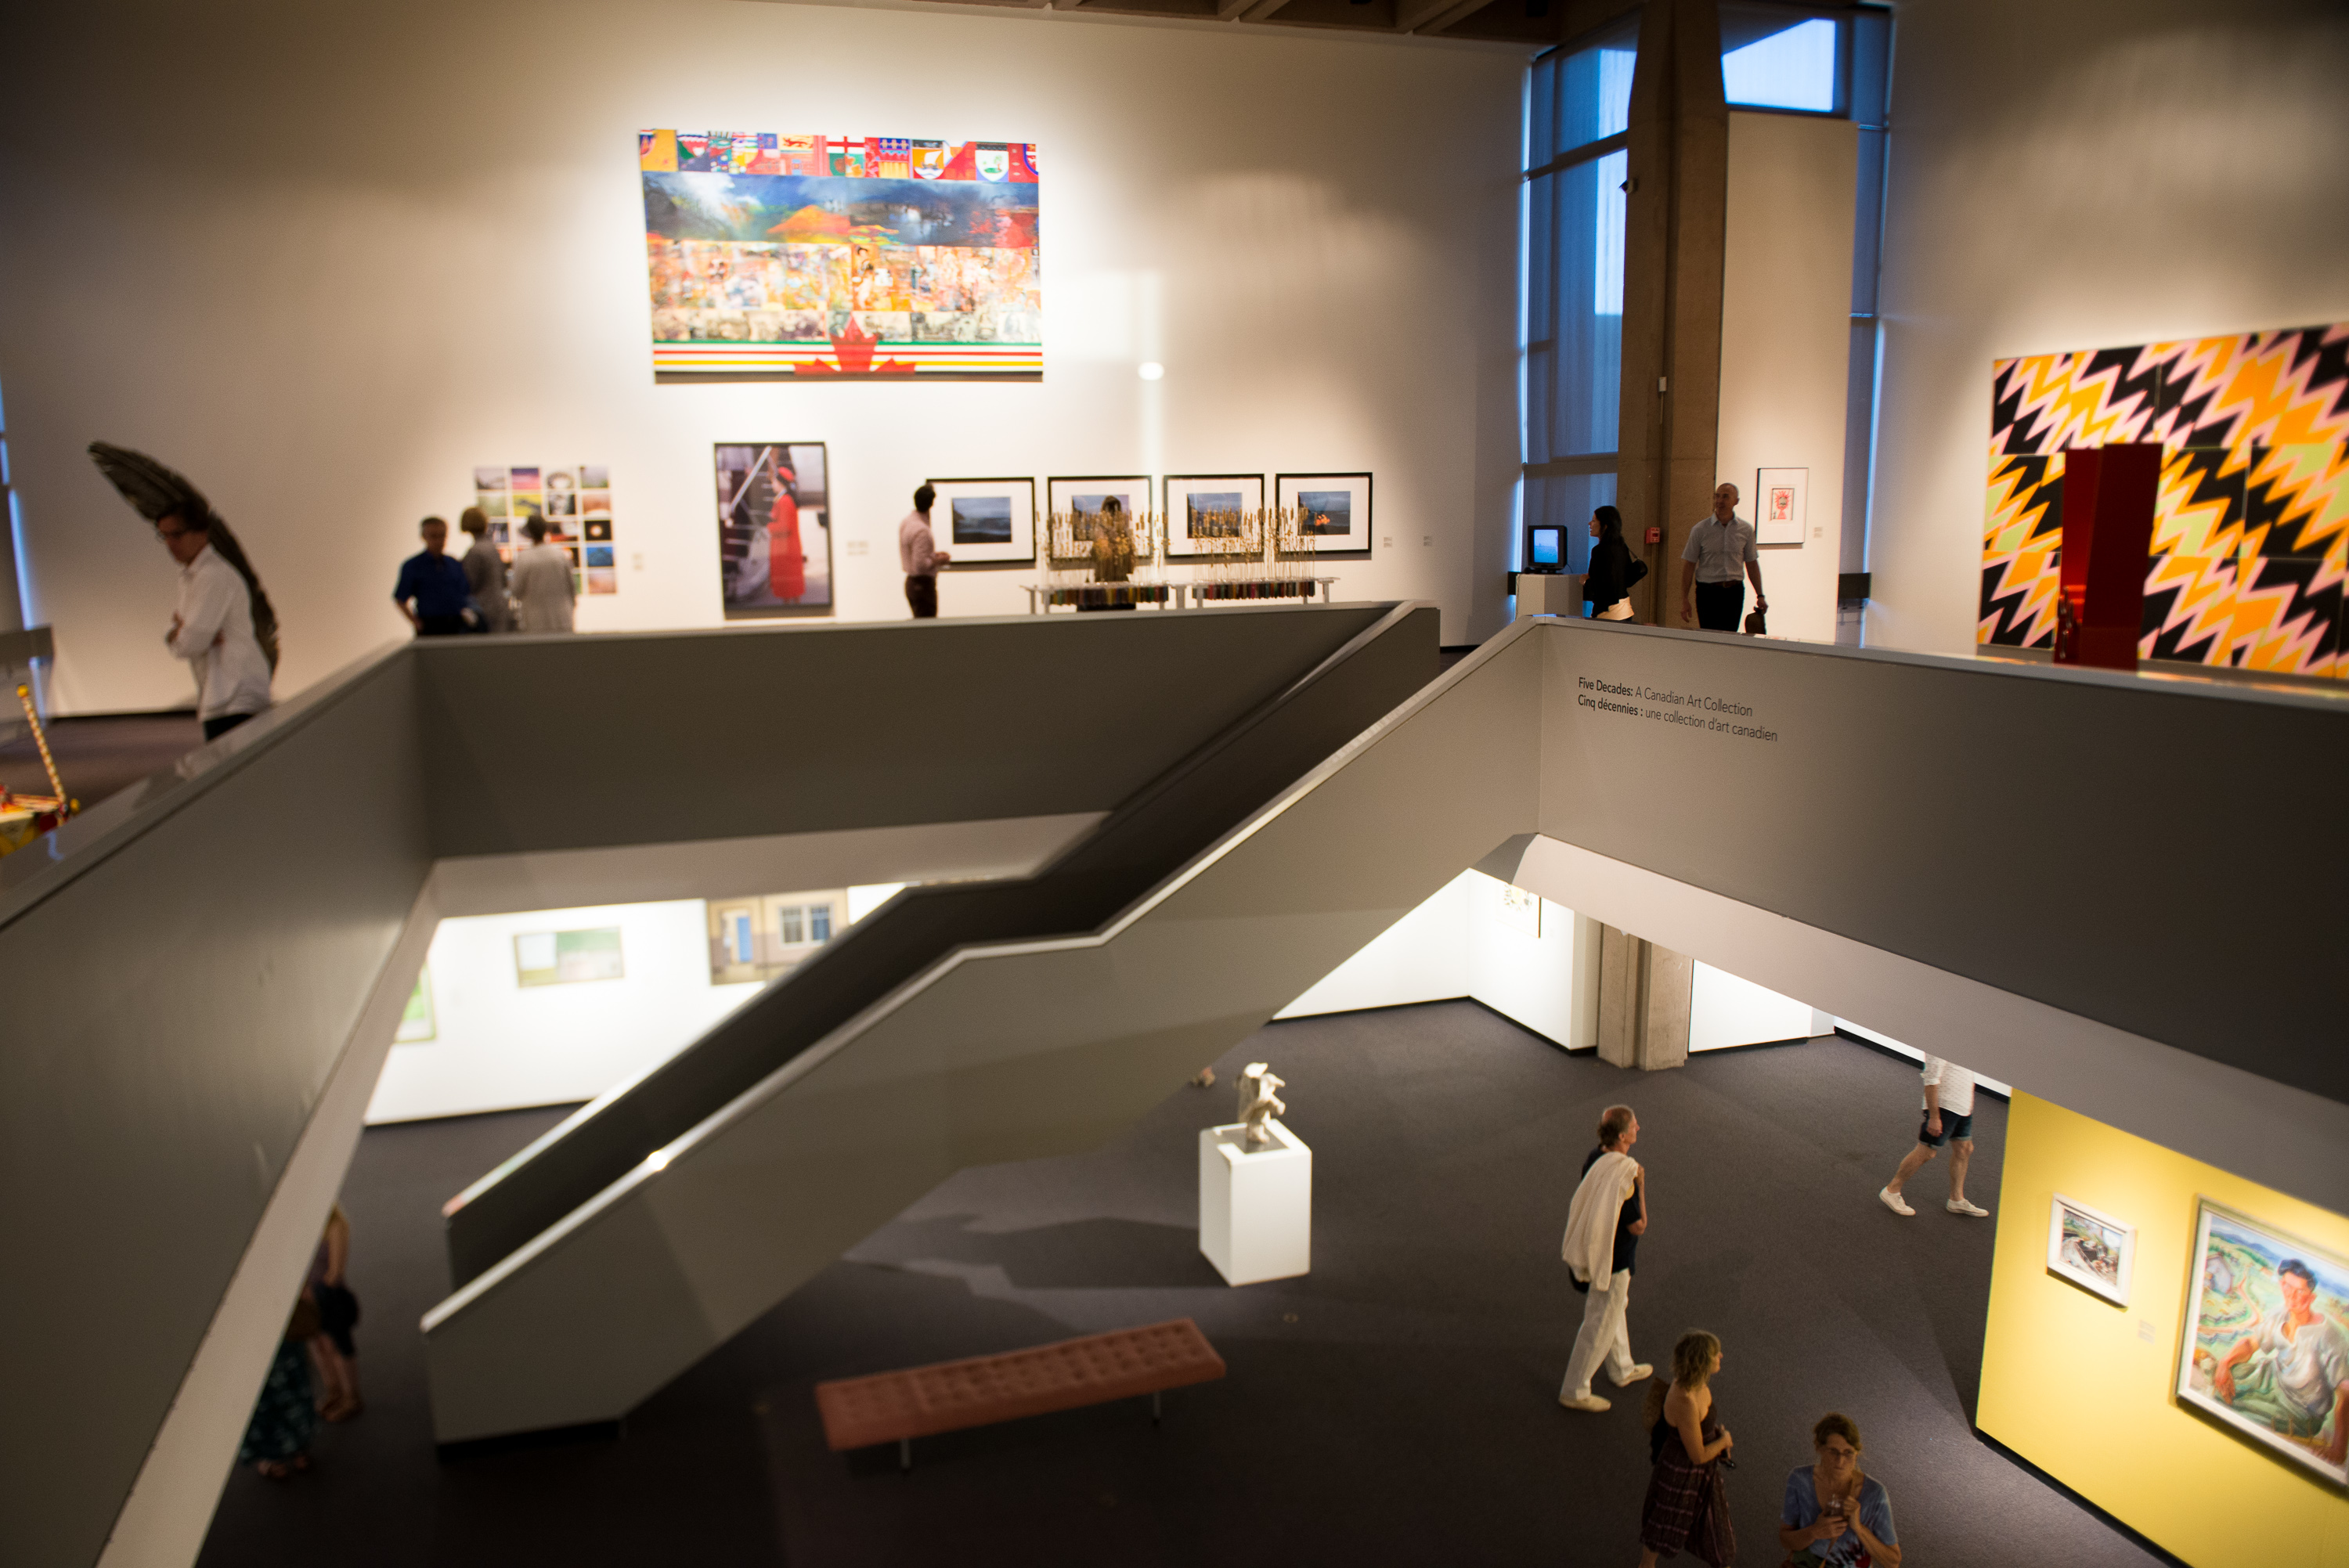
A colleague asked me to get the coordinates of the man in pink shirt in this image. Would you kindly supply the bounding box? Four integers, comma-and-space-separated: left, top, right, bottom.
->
897, 484, 951, 618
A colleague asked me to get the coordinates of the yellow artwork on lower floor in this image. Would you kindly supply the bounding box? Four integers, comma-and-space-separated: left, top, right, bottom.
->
1981, 1093, 2349, 1567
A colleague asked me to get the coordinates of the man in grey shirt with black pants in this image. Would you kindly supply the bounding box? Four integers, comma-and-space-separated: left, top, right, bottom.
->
1678, 482, 1766, 633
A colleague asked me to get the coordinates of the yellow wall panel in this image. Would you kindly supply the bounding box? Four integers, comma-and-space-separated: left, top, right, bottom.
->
1982, 1093, 2349, 1566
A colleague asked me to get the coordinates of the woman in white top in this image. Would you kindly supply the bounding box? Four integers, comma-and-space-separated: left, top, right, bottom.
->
507, 517, 576, 633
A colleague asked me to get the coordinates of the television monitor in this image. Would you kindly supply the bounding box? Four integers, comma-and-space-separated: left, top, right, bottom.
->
1527, 526, 1565, 571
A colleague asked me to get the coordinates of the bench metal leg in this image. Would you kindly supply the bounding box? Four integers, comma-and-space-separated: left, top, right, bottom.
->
1151, 1390, 1162, 1426
899, 1438, 911, 1473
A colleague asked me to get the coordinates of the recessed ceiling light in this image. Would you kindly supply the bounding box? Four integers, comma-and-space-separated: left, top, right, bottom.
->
1138, 362, 1165, 381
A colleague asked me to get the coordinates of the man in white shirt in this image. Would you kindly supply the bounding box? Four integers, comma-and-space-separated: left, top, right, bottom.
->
1558, 1104, 1653, 1411
1879, 1055, 1989, 1217
898, 484, 951, 618
1677, 482, 1767, 633
159, 510, 272, 741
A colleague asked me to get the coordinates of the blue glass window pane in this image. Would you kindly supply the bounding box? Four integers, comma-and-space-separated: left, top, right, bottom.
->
1557, 41, 1636, 153
811, 906, 832, 943
1722, 16, 1839, 112
1529, 151, 1622, 458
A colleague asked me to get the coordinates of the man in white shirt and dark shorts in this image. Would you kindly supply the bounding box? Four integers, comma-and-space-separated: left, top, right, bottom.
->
1878, 1055, 1990, 1218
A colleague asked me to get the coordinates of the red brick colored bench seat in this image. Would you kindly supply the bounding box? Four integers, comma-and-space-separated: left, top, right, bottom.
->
815, 1318, 1225, 1465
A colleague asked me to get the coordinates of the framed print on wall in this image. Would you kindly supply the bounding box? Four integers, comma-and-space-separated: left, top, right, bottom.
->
2045, 1193, 2134, 1306
929, 477, 1036, 568
1756, 467, 1806, 546
716, 442, 833, 618
1164, 474, 1264, 561
1046, 475, 1153, 566
1276, 472, 1373, 558
2174, 1199, 2349, 1486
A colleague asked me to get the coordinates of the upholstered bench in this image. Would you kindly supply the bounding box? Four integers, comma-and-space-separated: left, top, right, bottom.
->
815, 1317, 1226, 1470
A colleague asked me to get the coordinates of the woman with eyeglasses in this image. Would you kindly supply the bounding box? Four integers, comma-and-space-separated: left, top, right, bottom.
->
1779, 1412, 1900, 1566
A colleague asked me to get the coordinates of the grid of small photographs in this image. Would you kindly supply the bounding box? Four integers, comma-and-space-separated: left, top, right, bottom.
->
473, 465, 618, 595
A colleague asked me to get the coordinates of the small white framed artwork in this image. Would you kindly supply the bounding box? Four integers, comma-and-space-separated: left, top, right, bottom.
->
2045, 1192, 2134, 1307
1164, 474, 1265, 561
1046, 475, 1153, 566
1275, 472, 1373, 557
928, 477, 1037, 568
1755, 466, 1806, 546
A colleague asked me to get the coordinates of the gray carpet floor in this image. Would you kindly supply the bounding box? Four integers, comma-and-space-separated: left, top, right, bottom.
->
198, 1002, 2163, 1566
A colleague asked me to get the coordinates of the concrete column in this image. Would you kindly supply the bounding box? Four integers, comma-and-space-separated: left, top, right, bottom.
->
1596, 923, 1693, 1071
1616, 0, 1729, 625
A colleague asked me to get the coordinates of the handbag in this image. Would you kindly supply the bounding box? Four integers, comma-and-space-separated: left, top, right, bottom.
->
1626, 557, 1649, 587
1744, 606, 1766, 636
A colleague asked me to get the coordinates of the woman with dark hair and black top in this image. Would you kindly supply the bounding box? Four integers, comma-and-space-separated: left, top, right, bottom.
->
1582, 505, 1641, 621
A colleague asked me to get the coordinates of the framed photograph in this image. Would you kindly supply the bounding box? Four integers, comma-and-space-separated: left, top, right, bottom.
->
1756, 466, 1806, 546
2045, 1193, 2134, 1306
2175, 1199, 2349, 1485
1164, 474, 1265, 561
1276, 472, 1373, 558
929, 477, 1036, 568
1046, 475, 1153, 566
716, 442, 832, 618
514, 927, 625, 988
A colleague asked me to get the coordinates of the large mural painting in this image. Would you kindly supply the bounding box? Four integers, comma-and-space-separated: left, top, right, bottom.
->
640, 131, 1041, 380
1980, 323, 2349, 677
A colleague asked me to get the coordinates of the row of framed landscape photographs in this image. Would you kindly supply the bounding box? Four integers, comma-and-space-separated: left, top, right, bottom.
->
2048, 1192, 2349, 1487
931, 473, 1375, 568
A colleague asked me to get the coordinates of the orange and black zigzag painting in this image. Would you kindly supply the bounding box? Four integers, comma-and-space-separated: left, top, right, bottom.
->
1981, 323, 2349, 678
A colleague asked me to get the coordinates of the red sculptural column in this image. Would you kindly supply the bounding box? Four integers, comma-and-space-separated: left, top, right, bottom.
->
2053, 442, 2160, 672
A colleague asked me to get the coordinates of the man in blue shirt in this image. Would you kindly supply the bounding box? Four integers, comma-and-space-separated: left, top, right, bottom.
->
393, 516, 478, 636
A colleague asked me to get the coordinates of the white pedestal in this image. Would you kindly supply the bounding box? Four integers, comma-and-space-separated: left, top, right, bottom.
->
1199, 1120, 1312, 1286
1514, 572, 1582, 619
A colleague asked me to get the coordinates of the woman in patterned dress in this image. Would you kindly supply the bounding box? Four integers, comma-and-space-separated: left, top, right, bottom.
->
1637, 1329, 1735, 1566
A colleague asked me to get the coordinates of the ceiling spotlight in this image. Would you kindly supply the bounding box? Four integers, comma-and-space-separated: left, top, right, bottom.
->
1138, 362, 1165, 380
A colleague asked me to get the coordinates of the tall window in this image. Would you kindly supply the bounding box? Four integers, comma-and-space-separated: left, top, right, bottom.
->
0, 380, 29, 636
1521, 15, 1638, 582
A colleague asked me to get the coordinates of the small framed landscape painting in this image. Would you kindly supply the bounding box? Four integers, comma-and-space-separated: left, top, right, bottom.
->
1046, 475, 1153, 566
1276, 472, 1373, 557
1164, 474, 1264, 560
2174, 1199, 2349, 1485
929, 477, 1036, 568
2045, 1193, 2133, 1306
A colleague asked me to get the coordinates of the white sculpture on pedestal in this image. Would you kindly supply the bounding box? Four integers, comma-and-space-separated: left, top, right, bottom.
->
1236, 1062, 1286, 1148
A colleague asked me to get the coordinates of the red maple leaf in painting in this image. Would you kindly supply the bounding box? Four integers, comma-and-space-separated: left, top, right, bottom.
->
792, 316, 913, 377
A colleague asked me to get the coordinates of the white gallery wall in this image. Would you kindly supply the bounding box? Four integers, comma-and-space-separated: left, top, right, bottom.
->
1279, 868, 1817, 1057
1716, 110, 1856, 647
366, 899, 760, 1123
1864, 0, 2349, 657
0, 0, 1525, 714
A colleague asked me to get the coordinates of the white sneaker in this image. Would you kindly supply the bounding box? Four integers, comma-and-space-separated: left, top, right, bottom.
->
1947, 1198, 1990, 1217
1610, 1364, 1654, 1388
1879, 1186, 1914, 1217
1559, 1392, 1611, 1412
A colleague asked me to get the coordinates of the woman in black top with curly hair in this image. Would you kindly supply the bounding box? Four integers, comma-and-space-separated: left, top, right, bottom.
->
1582, 505, 1642, 621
